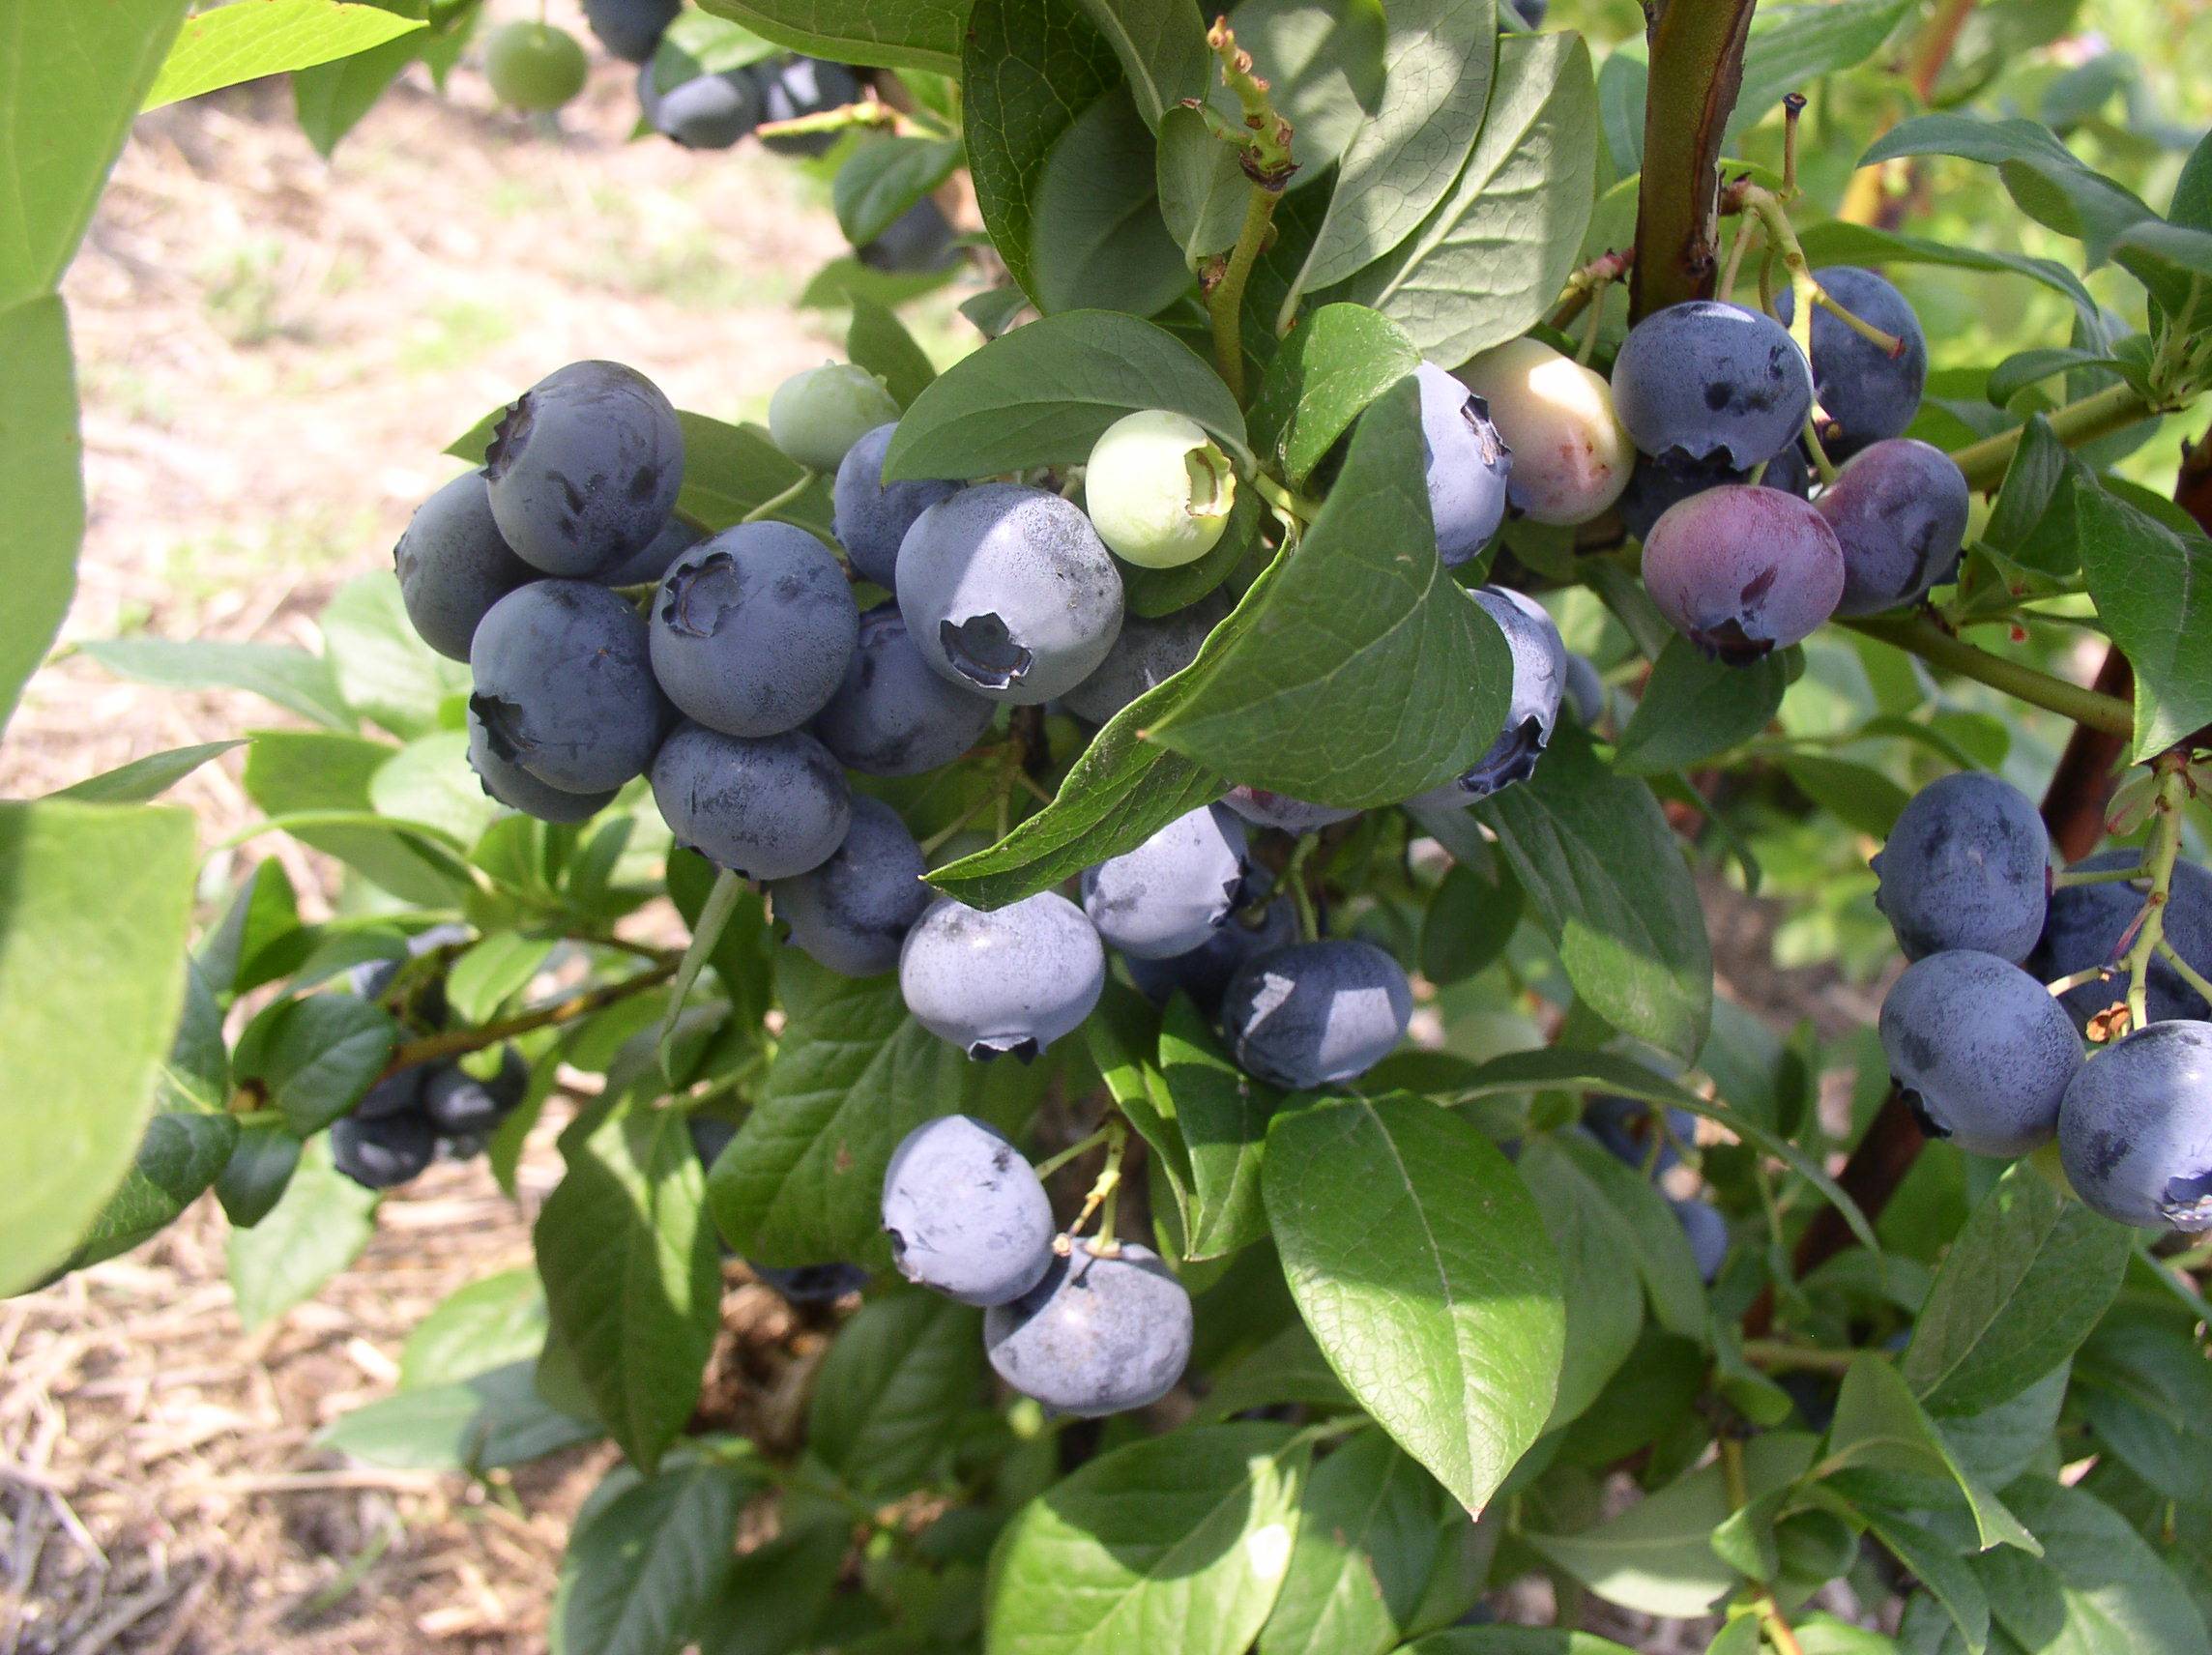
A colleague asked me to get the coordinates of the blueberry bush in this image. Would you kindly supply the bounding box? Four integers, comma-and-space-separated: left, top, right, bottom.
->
11, 1, 2212, 1651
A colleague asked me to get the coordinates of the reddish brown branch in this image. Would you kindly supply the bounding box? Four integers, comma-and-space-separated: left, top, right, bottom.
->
1629, 0, 1759, 321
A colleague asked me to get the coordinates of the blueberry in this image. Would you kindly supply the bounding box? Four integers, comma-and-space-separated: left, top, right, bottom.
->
688, 1115, 737, 1169
1412, 587, 1565, 807
1219, 939, 1412, 1089
1641, 485, 1843, 662
811, 602, 996, 776
1124, 896, 1299, 1017
1775, 268, 1928, 456
640, 62, 764, 150
1561, 653, 1605, 725
768, 363, 901, 475
469, 580, 670, 794
748, 1261, 869, 1303
1084, 411, 1237, 570
483, 362, 684, 577
2034, 851, 2212, 1031
1413, 363, 1511, 566
393, 471, 536, 661
897, 483, 1125, 706
859, 196, 961, 275
1082, 803, 1252, 961
1880, 950, 2081, 1156
832, 423, 961, 587
1615, 445, 1810, 543
467, 706, 621, 825
1457, 337, 1633, 526
355, 1063, 431, 1121
1502, 0, 1549, 23
1221, 787, 1359, 834
1061, 595, 1228, 725
583, 0, 678, 62
900, 894, 1106, 1060
1673, 1197, 1729, 1282
1817, 438, 1969, 618
484, 21, 588, 111
2058, 1020, 2212, 1230
649, 524, 859, 738
1584, 1095, 1695, 1173
1612, 302, 1816, 471
651, 721, 851, 881
597, 514, 703, 590
881, 1115, 1055, 1304
768, 795, 931, 977
1874, 772, 2050, 964
331, 1109, 437, 1190
754, 58, 862, 157
983, 1243, 1194, 1416
422, 1046, 530, 1135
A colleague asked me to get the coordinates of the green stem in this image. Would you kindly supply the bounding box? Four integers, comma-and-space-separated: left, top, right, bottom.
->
1839, 614, 2135, 737
385, 960, 679, 1072
2053, 863, 2145, 888
743, 469, 820, 526
1208, 187, 1277, 404
1033, 1126, 1111, 1181
1281, 834, 1322, 942
2159, 940, 2212, 1007
2122, 758, 2192, 1029
1739, 1339, 1860, 1376
1948, 384, 2168, 492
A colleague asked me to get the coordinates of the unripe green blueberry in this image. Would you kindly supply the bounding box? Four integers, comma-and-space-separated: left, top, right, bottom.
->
768, 364, 901, 474
1083, 411, 1237, 569
484, 22, 588, 112
1456, 336, 1633, 526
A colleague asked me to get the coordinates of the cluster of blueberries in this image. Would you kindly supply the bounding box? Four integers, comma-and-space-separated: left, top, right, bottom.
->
1872, 770, 2212, 1231
333, 928, 531, 1188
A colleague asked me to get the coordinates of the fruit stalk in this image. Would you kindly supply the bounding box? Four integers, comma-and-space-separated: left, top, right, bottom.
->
383, 957, 680, 1072
2119, 755, 2192, 1031
1208, 187, 1277, 403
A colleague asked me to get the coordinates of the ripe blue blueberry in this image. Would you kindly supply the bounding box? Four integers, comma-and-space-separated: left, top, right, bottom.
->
811, 602, 995, 776
331, 1110, 437, 1190
1084, 411, 1237, 570
1585, 1095, 1695, 1173
881, 1115, 1055, 1305
1457, 337, 1633, 526
754, 58, 861, 156
2058, 1019, 2212, 1231
469, 580, 670, 794
354, 1063, 431, 1121
688, 1115, 736, 1169
1673, 1197, 1729, 1282
649, 523, 859, 738
1818, 439, 1969, 617
597, 514, 702, 590
1874, 772, 2050, 964
1502, 0, 1549, 23
1061, 595, 1228, 725
1222, 787, 1359, 834
897, 483, 1125, 705
1641, 486, 1843, 663
2034, 851, 2212, 1031
1219, 939, 1413, 1089
1615, 444, 1810, 544
393, 471, 536, 661
639, 63, 764, 150
422, 1046, 529, 1135
1123, 896, 1299, 1017
1082, 803, 1252, 961
1561, 652, 1605, 726
749, 1262, 869, 1303
583, 0, 678, 61
1413, 362, 1511, 566
900, 893, 1106, 1060
768, 795, 931, 977
1612, 301, 1816, 471
831, 423, 961, 587
1775, 267, 1928, 456
467, 706, 621, 825
651, 721, 851, 881
984, 1242, 1194, 1417
1880, 949, 2081, 1156
1413, 587, 1566, 807
483, 361, 684, 577
859, 197, 961, 275
769, 363, 902, 475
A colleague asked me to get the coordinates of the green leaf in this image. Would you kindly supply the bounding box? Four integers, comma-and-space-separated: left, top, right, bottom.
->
1554, 1131, 1707, 1344
1404, 1634, 1639, 1655
1518, 1139, 1643, 1429
707, 951, 1048, 1265
1795, 220, 2106, 339
1821, 1355, 2037, 1555
1148, 378, 1513, 807
1456, 722, 1713, 1061
1074, 0, 1209, 128
51, 740, 247, 804
1260, 1430, 1471, 1655
1088, 980, 1196, 1238
807, 1289, 982, 1496
660, 867, 744, 1082
197, 857, 304, 996
559, 1459, 755, 1655
0, 296, 88, 728
834, 134, 964, 246
1264, 1093, 1563, 1516
1861, 114, 2155, 265
215, 1121, 302, 1229
1032, 84, 1192, 318
1902, 1160, 2133, 1416
652, 11, 780, 84
1614, 637, 1789, 775
1122, 478, 1261, 618
1156, 104, 1250, 269
227, 1136, 381, 1329
1278, 0, 1499, 312
884, 308, 1250, 480
401, 1267, 548, 1389
319, 571, 471, 740
319, 1360, 598, 1471
1159, 996, 1281, 1260
1978, 1479, 2212, 1655
64, 1111, 240, 1273
1780, 753, 1910, 841
1937, 1360, 2069, 1493
961, 0, 1123, 302
1419, 858, 1524, 988
694, 0, 965, 71
444, 933, 552, 1026
143, 0, 424, 110
1329, 33, 1598, 366
0, 0, 188, 307
84, 636, 353, 729
2072, 1313, 2212, 1506
847, 297, 938, 410
1246, 303, 1420, 486
694, 1522, 846, 1655
234, 993, 398, 1135
2073, 482, 2212, 764
535, 1101, 722, 1472
290, 25, 422, 158
984, 1422, 1310, 1655
244, 730, 470, 905
1728, 0, 1916, 146
368, 731, 500, 845
0, 799, 198, 1294
1855, 1506, 1991, 1655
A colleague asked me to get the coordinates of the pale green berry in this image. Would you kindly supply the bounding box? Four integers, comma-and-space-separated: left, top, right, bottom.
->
769, 364, 902, 473
484, 22, 588, 112
1083, 410, 1237, 569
